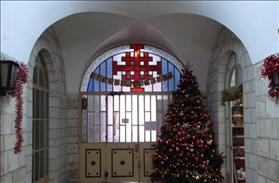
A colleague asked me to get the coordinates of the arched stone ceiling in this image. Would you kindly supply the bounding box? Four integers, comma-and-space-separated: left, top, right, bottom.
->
51, 12, 222, 94
1, 1, 278, 64
1, 1, 278, 94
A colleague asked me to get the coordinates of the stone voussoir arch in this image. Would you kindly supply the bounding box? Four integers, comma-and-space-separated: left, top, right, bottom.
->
25, 29, 67, 183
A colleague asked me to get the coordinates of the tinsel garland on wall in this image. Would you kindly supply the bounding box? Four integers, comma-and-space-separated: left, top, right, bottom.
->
9, 63, 29, 154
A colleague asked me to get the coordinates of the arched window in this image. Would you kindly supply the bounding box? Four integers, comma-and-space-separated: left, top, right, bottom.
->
32, 52, 49, 183
229, 53, 242, 87
80, 44, 183, 143
223, 52, 245, 183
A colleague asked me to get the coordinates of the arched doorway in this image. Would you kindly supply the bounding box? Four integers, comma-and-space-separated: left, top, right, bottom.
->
79, 44, 183, 182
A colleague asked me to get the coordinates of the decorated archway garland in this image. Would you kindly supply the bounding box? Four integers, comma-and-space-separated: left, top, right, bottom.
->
8, 63, 29, 154
260, 53, 279, 99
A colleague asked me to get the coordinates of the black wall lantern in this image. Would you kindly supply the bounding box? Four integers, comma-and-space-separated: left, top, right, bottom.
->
0, 60, 19, 96
272, 71, 279, 90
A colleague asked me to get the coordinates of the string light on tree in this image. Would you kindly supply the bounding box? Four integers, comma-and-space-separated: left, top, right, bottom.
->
151, 68, 223, 183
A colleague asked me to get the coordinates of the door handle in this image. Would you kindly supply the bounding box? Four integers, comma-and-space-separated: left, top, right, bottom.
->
104, 171, 108, 178
134, 144, 139, 153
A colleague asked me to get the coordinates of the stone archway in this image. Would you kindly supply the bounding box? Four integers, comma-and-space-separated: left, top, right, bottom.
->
206, 28, 255, 183
26, 28, 67, 183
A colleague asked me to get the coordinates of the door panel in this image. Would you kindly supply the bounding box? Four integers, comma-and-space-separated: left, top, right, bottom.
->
106, 143, 139, 182
80, 143, 107, 183
86, 149, 101, 178
111, 149, 134, 177
139, 142, 156, 182
80, 142, 156, 182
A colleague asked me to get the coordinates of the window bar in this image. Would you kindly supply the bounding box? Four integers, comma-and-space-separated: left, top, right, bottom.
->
99, 95, 102, 142
159, 94, 162, 140
174, 67, 176, 90
130, 95, 133, 142
163, 95, 166, 125
167, 95, 170, 117
99, 69, 101, 92
149, 94, 152, 142
172, 65, 175, 90
118, 95, 120, 142
113, 96, 118, 142
131, 94, 133, 142
125, 94, 127, 143
91, 96, 94, 142
143, 95, 146, 142
90, 95, 92, 142
131, 95, 133, 142
105, 59, 107, 91
106, 94, 108, 142
85, 95, 88, 142
113, 96, 115, 142
87, 94, 90, 142
111, 95, 114, 142
167, 61, 169, 91
119, 96, 121, 142
137, 95, 140, 142
93, 95, 96, 142
105, 60, 108, 138
90, 96, 92, 142
92, 76, 95, 93
161, 62, 164, 92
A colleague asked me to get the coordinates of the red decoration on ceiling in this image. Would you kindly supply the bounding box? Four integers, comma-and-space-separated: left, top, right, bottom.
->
112, 44, 162, 92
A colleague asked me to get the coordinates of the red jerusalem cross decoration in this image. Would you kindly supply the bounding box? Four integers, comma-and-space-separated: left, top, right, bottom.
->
112, 44, 162, 92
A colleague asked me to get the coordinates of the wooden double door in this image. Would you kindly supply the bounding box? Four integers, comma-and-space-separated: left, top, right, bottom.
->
80, 142, 156, 183
80, 94, 172, 182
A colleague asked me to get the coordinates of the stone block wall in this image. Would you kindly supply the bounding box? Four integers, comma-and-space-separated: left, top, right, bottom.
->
65, 95, 80, 183
0, 53, 29, 183
26, 28, 67, 183
254, 62, 279, 183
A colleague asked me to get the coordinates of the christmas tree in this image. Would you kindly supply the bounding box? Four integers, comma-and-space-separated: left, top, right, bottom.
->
151, 68, 223, 183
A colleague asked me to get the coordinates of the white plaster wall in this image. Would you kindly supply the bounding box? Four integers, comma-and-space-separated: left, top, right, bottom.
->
1, 1, 278, 64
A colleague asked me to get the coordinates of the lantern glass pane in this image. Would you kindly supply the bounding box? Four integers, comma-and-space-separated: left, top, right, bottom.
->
272, 72, 279, 86
9, 64, 17, 90
0, 62, 8, 88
